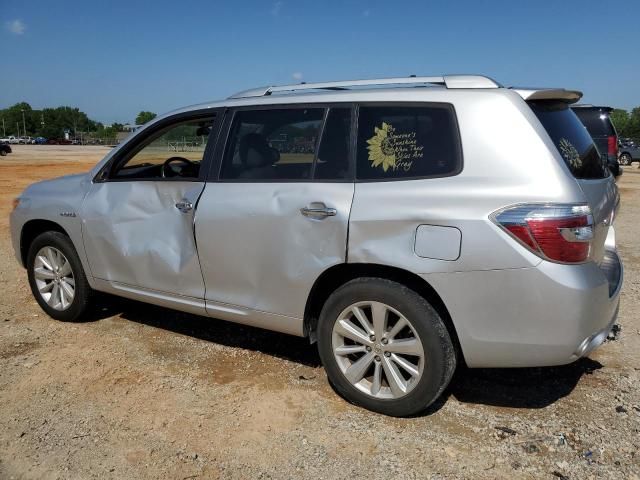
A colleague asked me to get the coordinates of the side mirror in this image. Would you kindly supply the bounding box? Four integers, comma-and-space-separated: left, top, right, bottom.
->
95, 168, 110, 182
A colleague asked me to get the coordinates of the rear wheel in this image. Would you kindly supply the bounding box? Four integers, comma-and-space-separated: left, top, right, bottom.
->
317, 278, 456, 416
26, 231, 93, 321
620, 153, 632, 166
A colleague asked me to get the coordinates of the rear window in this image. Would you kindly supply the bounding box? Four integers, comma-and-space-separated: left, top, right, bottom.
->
572, 108, 616, 138
356, 105, 461, 180
530, 102, 609, 179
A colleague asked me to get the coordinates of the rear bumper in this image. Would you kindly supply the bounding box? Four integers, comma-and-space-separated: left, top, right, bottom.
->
423, 249, 623, 368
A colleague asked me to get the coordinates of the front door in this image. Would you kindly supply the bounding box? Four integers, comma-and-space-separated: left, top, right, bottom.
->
81, 113, 218, 299
195, 106, 354, 325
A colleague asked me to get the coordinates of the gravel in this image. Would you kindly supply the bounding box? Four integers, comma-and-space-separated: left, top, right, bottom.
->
0, 150, 638, 479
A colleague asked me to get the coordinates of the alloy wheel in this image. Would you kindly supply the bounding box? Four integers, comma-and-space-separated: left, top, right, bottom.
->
33, 246, 75, 311
331, 301, 425, 399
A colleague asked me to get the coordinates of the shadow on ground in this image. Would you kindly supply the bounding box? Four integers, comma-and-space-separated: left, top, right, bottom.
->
449, 358, 603, 409
87, 295, 603, 412
89, 295, 322, 368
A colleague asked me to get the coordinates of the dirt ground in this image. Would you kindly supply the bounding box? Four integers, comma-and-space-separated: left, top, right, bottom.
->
1, 145, 639, 480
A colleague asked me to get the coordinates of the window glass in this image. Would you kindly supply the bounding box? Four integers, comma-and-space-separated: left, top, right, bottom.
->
221, 108, 324, 180
315, 108, 351, 180
356, 105, 461, 180
113, 118, 214, 179
530, 102, 609, 179
572, 108, 616, 137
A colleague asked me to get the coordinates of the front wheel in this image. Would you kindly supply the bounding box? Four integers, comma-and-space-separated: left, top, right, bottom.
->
317, 278, 456, 417
26, 231, 93, 321
0, 150, 6, 156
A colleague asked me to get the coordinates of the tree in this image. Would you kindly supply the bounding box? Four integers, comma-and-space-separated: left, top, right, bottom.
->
1, 102, 34, 136
135, 111, 157, 125
610, 109, 629, 137
627, 107, 640, 141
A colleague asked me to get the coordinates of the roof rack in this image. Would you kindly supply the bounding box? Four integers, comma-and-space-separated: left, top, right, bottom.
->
228, 75, 501, 99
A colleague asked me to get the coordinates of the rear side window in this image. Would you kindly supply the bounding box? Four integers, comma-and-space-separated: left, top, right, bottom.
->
356, 105, 461, 180
530, 102, 609, 179
572, 109, 616, 138
220, 108, 324, 181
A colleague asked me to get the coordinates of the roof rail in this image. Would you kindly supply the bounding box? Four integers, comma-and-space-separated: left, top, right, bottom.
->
228, 75, 501, 99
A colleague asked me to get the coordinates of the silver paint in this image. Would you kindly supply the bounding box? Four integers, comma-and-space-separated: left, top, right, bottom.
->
81, 181, 206, 298
9, 78, 623, 370
194, 182, 354, 330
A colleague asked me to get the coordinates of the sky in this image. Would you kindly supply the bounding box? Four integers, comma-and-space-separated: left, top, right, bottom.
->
1, 0, 639, 124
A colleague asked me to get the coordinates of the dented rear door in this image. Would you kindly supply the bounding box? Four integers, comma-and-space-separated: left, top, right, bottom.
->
195, 182, 353, 319
195, 106, 354, 321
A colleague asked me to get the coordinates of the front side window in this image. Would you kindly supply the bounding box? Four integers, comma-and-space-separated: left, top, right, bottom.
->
220, 108, 324, 181
112, 117, 215, 180
356, 105, 462, 180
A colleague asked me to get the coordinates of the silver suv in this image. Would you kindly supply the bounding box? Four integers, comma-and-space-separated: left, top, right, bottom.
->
10, 75, 623, 416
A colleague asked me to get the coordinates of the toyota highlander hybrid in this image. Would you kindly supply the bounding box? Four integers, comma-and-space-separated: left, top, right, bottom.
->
10, 75, 622, 416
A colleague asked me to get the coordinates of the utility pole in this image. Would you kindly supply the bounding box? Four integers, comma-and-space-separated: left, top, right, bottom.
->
17, 122, 20, 138
21, 109, 26, 137
2, 117, 5, 137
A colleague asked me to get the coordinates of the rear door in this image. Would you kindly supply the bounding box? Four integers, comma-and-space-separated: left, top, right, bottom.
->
195, 106, 354, 324
530, 102, 618, 263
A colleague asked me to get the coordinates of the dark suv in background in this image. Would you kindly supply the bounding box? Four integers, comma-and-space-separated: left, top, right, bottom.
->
571, 105, 621, 177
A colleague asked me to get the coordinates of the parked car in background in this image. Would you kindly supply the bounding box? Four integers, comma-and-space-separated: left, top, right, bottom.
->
34, 137, 48, 145
46, 138, 72, 145
6, 136, 20, 144
10, 75, 622, 416
618, 139, 640, 165
0, 142, 11, 156
571, 105, 620, 177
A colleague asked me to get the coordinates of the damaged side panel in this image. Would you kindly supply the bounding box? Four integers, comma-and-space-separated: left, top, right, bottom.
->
195, 182, 354, 334
81, 181, 206, 299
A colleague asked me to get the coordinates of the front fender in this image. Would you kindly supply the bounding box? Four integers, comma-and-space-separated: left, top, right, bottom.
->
10, 174, 95, 286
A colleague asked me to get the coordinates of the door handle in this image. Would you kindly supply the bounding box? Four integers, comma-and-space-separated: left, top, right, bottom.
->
300, 203, 337, 219
175, 200, 193, 213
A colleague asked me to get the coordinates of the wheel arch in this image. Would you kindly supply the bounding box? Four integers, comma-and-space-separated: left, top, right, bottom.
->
304, 262, 465, 365
20, 219, 70, 266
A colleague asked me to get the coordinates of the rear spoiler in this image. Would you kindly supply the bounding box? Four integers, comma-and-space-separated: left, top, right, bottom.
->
511, 87, 583, 104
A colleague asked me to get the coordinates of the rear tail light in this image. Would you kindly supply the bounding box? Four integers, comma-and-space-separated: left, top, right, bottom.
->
492, 204, 594, 263
608, 135, 618, 157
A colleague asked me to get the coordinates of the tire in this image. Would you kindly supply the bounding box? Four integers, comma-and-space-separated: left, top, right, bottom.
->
317, 278, 456, 417
0, 150, 6, 156
620, 153, 632, 166
26, 231, 93, 321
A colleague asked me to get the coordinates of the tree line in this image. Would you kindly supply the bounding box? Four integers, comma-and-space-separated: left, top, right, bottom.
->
0, 102, 156, 141
3, 100, 639, 144
611, 108, 640, 141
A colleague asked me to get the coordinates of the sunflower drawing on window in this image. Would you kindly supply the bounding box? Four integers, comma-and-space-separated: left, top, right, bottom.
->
367, 122, 397, 172
558, 138, 582, 169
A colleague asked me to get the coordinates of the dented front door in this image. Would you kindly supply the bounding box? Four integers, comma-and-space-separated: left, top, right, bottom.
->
81, 181, 206, 298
